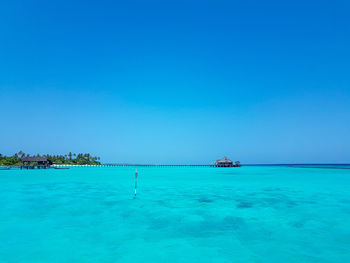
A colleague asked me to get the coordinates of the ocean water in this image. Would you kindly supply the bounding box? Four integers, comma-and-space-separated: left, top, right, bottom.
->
0, 166, 349, 263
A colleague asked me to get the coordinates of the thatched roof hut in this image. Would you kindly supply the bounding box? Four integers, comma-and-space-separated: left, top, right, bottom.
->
215, 157, 234, 167
21, 156, 52, 165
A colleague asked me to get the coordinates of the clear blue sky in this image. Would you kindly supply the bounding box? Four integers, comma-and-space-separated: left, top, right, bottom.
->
1, 0, 349, 164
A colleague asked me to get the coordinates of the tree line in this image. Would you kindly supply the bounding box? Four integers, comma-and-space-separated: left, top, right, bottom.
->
0, 151, 101, 166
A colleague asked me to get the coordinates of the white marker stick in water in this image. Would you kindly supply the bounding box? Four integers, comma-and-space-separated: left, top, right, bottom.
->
134, 169, 138, 197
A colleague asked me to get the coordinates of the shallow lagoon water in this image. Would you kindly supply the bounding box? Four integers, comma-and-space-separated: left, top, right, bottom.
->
0, 166, 350, 263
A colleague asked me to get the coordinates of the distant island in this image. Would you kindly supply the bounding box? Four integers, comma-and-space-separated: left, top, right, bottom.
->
0, 151, 101, 166
0, 152, 241, 168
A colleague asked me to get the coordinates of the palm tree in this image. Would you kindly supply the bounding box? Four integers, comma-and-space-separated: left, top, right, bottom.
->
68, 152, 72, 160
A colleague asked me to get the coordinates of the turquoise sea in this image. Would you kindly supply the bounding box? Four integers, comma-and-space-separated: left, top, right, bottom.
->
0, 166, 350, 263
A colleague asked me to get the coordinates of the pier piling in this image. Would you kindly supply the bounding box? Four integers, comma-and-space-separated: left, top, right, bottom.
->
134, 169, 138, 198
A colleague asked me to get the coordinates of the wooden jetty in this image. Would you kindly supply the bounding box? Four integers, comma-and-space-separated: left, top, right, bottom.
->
102, 159, 241, 167
1, 162, 242, 169
54, 157, 242, 168
102, 164, 217, 167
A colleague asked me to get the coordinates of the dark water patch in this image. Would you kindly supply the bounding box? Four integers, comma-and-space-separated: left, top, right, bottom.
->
120, 211, 131, 219
222, 216, 245, 229
263, 187, 282, 192
234, 191, 300, 210
147, 213, 185, 231
260, 197, 297, 208
103, 200, 119, 207
291, 221, 305, 228
302, 200, 317, 205
339, 199, 350, 204
144, 209, 247, 238
246, 192, 261, 197
197, 197, 213, 203
210, 194, 232, 201
237, 201, 254, 209
149, 217, 175, 230
175, 216, 246, 238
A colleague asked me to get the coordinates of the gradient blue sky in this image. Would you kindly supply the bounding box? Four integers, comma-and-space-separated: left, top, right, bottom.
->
1, 0, 349, 164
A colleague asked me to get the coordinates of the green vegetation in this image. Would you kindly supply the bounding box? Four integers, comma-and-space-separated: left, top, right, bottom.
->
0, 151, 101, 166
0, 153, 22, 166
47, 152, 101, 165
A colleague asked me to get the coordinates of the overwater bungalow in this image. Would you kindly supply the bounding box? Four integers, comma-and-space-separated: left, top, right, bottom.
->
21, 156, 52, 169
215, 157, 241, 167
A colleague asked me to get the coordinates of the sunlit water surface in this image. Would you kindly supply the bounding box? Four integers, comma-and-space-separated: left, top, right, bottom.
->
0, 166, 350, 263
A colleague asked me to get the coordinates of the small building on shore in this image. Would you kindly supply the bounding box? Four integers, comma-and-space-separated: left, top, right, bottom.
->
215, 157, 241, 167
21, 156, 52, 169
